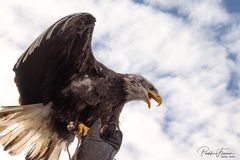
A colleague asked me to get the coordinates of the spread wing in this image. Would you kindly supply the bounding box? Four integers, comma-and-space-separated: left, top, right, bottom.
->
13, 13, 100, 105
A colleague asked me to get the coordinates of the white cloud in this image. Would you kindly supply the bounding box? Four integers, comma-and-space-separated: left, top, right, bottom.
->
144, 0, 230, 25
0, 0, 239, 160
223, 24, 240, 58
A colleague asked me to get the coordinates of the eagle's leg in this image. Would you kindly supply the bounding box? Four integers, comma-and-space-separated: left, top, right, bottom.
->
67, 121, 89, 137
78, 123, 89, 137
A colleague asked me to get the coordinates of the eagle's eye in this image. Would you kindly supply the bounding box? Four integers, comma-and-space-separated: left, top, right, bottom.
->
149, 86, 155, 91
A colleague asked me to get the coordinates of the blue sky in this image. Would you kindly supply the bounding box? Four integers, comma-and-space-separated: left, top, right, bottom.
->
0, 0, 240, 160
224, 0, 240, 13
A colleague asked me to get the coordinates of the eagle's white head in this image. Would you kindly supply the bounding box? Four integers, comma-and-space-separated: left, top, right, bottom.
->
123, 74, 162, 108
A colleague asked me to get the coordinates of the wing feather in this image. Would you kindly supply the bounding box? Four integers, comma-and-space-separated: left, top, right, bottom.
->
13, 13, 97, 104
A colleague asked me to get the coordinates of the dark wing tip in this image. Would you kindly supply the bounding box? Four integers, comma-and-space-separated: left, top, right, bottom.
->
81, 12, 96, 23
69, 12, 96, 27
13, 12, 96, 70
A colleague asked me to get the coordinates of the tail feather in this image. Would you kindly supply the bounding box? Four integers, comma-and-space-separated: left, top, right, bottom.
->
26, 136, 51, 160
0, 103, 67, 160
48, 141, 62, 160
41, 140, 57, 160
37, 137, 55, 159
8, 130, 35, 155
25, 136, 60, 160
4, 129, 27, 151
0, 127, 6, 132
0, 127, 22, 147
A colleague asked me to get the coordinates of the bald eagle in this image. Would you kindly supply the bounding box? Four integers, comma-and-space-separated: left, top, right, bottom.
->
0, 13, 162, 160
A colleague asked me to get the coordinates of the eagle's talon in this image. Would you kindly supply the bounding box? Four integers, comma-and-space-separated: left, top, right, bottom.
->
67, 121, 77, 133
78, 123, 89, 137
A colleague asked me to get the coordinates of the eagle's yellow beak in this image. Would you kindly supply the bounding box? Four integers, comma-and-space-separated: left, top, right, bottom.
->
147, 90, 162, 109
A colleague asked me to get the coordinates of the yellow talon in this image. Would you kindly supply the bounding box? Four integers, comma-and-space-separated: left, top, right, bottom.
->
78, 123, 89, 137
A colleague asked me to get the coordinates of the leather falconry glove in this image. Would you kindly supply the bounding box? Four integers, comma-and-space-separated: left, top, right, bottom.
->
73, 119, 123, 160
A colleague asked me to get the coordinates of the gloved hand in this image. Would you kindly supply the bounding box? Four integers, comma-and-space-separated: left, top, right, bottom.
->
73, 119, 123, 160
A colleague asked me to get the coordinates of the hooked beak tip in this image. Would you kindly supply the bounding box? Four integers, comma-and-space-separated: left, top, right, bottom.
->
147, 91, 162, 108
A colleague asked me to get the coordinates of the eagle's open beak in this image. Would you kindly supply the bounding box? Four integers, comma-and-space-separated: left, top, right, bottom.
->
147, 90, 162, 109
